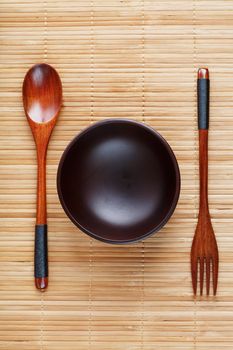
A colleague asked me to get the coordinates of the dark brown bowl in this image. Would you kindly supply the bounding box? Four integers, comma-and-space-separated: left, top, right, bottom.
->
57, 119, 180, 244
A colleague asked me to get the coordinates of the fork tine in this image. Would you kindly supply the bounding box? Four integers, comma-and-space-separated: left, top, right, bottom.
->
199, 258, 204, 296
191, 258, 198, 295
206, 258, 210, 296
212, 258, 218, 295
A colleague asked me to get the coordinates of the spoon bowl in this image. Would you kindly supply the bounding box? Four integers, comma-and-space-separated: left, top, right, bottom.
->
23, 63, 62, 124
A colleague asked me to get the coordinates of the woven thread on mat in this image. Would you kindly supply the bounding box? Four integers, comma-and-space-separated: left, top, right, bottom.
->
88, 2, 95, 349
192, 0, 198, 348
141, 0, 145, 348
40, 292, 44, 350
40, 0, 48, 348
44, 0, 47, 62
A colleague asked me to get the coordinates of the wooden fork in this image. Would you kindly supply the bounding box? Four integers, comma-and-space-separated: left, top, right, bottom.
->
191, 68, 219, 296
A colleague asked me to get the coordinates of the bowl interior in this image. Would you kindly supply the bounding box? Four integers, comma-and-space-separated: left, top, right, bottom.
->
57, 120, 180, 243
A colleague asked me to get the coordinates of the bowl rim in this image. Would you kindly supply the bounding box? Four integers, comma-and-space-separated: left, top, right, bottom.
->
57, 118, 181, 244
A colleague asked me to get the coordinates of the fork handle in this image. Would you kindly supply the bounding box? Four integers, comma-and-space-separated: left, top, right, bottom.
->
198, 68, 209, 212
198, 68, 209, 130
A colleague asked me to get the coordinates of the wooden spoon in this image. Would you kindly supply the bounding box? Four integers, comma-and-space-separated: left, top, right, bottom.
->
23, 63, 62, 290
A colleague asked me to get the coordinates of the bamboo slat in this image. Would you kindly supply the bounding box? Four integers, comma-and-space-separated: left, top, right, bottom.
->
1, 0, 233, 349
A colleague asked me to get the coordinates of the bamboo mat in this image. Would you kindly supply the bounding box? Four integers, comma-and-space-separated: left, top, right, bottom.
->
1, 0, 233, 349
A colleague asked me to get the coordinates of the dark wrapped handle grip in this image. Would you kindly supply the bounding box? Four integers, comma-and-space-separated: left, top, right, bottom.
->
35, 224, 48, 290
198, 68, 209, 130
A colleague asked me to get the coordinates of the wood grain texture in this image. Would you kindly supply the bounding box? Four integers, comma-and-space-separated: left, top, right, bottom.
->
23, 63, 62, 225
1, 0, 233, 349
23, 63, 62, 290
191, 130, 219, 296
191, 71, 219, 297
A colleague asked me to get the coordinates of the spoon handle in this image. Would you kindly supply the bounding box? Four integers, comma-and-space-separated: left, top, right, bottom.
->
35, 146, 48, 290
35, 225, 48, 290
